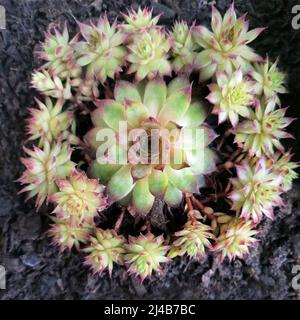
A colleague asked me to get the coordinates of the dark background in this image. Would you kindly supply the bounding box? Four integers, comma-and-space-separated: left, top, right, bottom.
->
0, 0, 300, 299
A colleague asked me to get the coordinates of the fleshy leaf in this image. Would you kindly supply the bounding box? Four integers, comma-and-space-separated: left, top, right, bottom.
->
148, 169, 169, 198
167, 77, 190, 96
107, 165, 134, 201
131, 165, 152, 180
114, 81, 142, 104
163, 182, 183, 207
125, 100, 149, 128
94, 100, 125, 132
177, 101, 206, 127
132, 177, 155, 215
88, 160, 121, 185
165, 166, 198, 193
158, 85, 191, 125
143, 78, 167, 117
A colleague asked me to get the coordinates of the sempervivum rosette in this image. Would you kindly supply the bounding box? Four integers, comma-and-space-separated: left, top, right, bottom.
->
207, 68, 255, 127
269, 152, 298, 192
26, 97, 78, 147
168, 220, 214, 260
84, 229, 126, 277
75, 15, 127, 83
250, 58, 287, 104
39, 23, 81, 79
85, 77, 217, 216
126, 28, 172, 81
120, 7, 160, 33
124, 233, 170, 282
49, 217, 93, 252
234, 99, 295, 157
50, 170, 107, 225
213, 218, 258, 262
229, 157, 284, 223
192, 3, 264, 81
170, 21, 197, 73
31, 70, 72, 100
18, 141, 75, 208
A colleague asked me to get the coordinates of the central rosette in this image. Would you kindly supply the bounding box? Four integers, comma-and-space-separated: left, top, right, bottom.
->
85, 77, 217, 215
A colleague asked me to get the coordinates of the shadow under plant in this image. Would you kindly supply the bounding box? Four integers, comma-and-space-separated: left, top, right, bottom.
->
0, 0, 300, 299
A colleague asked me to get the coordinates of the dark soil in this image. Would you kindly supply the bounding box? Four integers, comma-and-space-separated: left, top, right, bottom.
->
0, 0, 300, 300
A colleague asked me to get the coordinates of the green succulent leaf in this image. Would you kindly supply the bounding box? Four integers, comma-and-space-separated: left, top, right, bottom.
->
148, 169, 169, 198
163, 182, 183, 207
125, 100, 149, 128
158, 85, 191, 125
167, 77, 190, 96
114, 81, 142, 104
88, 160, 122, 185
143, 78, 167, 117
107, 165, 135, 201
165, 166, 198, 193
132, 177, 155, 215
178, 101, 206, 128
94, 100, 125, 132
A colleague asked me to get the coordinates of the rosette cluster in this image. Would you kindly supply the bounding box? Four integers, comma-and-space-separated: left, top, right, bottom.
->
19, 3, 298, 280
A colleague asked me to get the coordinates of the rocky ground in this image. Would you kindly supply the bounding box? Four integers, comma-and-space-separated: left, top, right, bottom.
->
0, 0, 300, 299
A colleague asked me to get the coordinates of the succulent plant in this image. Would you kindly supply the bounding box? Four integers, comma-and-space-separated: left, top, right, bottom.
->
168, 220, 214, 260
86, 77, 217, 215
192, 3, 264, 81
49, 217, 93, 252
18, 141, 75, 208
229, 157, 284, 223
207, 69, 255, 126
50, 170, 107, 225
84, 229, 126, 276
120, 7, 160, 33
213, 218, 258, 261
170, 21, 197, 73
73, 77, 100, 102
31, 70, 72, 100
26, 97, 77, 147
234, 99, 294, 157
75, 16, 127, 84
269, 152, 299, 192
126, 28, 172, 80
19, 4, 298, 278
250, 58, 287, 103
39, 23, 81, 79
124, 233, 170, 281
